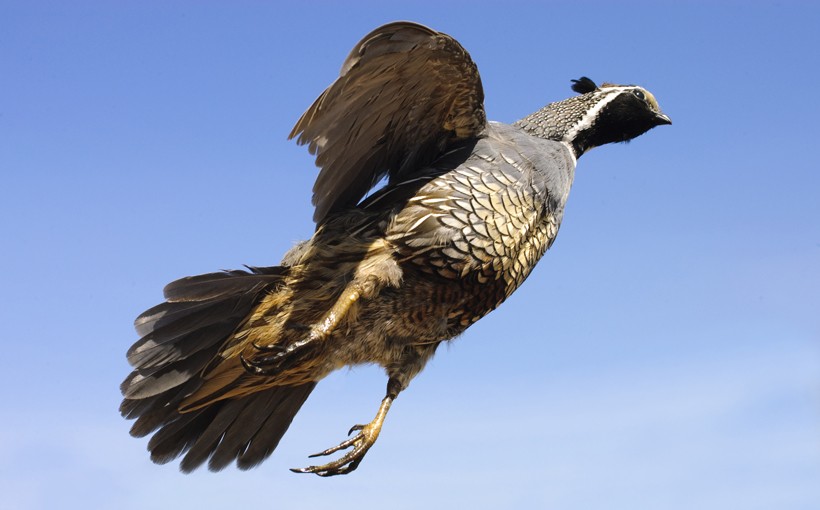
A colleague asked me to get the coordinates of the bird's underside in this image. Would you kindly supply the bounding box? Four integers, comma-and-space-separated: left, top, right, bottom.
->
121, 21, 670, 476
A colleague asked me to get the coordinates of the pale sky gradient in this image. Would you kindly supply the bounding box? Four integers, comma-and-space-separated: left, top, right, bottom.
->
2, 2, 819, 509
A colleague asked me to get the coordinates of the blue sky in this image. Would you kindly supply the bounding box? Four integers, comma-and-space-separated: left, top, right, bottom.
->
1, 1, 818, 509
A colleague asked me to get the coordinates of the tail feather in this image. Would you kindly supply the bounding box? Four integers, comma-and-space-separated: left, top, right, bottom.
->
121, 379, 201, 438
178, 397, 252, 472
180, 382, 316, 472
234, 383, 316, 470
121, 348, 214, 400
147, 406, 221, 465
121, 265, 317, 471
133, 291, 254, 340
127, 320, 237, 371
162, 266, 285, 302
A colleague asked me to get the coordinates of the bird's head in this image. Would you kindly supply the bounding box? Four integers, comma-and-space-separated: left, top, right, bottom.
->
566, 77, 671, 154
515, 77, 671, 158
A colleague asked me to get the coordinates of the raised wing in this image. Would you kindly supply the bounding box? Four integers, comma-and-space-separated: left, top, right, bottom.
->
290, 21, 487, 223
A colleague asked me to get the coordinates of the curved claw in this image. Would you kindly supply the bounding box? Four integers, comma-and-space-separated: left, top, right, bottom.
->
240, 337, 317, 376
291, 394, 394, 476
251, 341, 287, 352
291, 428, 373, 476
239, 352, 270, 375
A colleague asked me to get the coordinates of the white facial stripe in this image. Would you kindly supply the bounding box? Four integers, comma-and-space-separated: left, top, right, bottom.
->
563, 86, 632, 142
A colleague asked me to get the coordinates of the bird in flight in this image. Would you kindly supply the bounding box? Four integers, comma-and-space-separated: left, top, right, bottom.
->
121, 21, 670, 476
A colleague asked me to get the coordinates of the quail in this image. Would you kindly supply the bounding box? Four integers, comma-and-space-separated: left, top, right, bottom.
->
121, 21, 671, 476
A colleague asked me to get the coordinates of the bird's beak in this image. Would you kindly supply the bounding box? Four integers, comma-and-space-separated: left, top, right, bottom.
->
654, 112, 672, 125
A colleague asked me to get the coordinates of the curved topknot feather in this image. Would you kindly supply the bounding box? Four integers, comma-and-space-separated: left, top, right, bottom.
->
571, 77, 598, 94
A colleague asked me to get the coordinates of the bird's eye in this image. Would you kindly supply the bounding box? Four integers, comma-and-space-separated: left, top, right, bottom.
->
632, 89, 646, 101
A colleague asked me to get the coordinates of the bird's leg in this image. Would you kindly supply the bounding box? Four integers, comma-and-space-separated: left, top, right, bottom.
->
241, 283, 363, 375
292, 378, 402, 476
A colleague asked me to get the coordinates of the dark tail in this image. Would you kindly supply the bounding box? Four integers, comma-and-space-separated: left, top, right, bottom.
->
120, 266, 316, 471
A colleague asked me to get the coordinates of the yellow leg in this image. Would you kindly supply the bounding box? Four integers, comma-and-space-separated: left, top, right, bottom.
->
243, 284, 362, 376
293, 379, 399, 476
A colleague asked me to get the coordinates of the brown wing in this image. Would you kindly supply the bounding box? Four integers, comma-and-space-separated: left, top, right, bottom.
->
289, 21, 487, 223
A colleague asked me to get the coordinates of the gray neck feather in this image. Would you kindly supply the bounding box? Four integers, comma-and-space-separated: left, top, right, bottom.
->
512, 94, 599, 157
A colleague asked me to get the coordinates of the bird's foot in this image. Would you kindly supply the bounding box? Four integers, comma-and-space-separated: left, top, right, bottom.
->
291, 394, 394, 476
291, 423, 378, 476
242, 285, 364, 378
241, 337, 314, 375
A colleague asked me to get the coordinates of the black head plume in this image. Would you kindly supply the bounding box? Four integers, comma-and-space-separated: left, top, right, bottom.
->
571, 77, 598, 94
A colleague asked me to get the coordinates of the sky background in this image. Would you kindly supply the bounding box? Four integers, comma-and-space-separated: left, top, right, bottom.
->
2, 1, 819, 509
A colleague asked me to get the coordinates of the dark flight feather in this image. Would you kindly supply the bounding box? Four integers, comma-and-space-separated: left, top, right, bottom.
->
121, 264, 307, 466
289, 21, 486, 223
235, 383, 316, 470
162, 266, 285, 302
